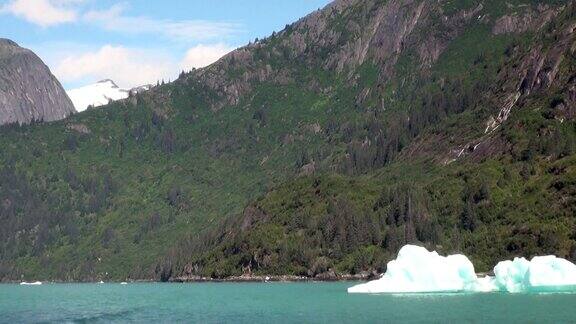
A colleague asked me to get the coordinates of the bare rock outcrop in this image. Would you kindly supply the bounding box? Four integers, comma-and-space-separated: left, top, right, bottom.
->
0, 39, 75, 125
486, 14, 575, 134
188, 0, 485, 111
493, 5, 561, 35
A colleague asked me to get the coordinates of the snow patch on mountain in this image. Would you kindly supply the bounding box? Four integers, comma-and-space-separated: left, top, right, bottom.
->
67, 80, 151, 112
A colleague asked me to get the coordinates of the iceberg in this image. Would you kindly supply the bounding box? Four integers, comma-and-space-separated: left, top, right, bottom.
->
348, 245, 576, 294
492, 256, 576, 293
20, 281, 42, 286
348, 245, 478, 293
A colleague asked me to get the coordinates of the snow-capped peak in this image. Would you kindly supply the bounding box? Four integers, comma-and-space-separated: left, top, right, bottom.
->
67, 80, 152, 112
96, 79, 120, 88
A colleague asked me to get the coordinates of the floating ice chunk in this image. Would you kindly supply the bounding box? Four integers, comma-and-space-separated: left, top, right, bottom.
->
493, 258, 530, 293
20, 281, 42, 286
348, 245, 478, 294
465, 276, 499, 293
348, 245, 576, 294
493, 256, 576, 293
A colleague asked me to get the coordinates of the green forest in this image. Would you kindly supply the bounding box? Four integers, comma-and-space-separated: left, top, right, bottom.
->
1, 0, 575, 282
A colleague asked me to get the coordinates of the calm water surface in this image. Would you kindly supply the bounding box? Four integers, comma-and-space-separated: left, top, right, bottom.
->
1, 282, 576, 323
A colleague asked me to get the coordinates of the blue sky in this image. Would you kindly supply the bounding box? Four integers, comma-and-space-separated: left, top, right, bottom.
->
0, 0, 331, 89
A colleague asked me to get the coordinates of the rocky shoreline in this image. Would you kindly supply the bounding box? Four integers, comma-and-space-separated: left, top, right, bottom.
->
169, 272, 380, 283
5, 273, 498, 284
2, 272, 381, 284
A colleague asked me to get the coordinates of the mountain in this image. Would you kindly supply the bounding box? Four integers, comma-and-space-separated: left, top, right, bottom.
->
0, 0, 575, 282
67, 80, 152, 112
0, 39, 75, 125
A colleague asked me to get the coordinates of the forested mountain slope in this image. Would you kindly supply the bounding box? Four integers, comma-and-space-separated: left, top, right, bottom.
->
0, 0, 575, 281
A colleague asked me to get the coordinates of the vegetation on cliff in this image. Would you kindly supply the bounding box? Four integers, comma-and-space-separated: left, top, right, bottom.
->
0, 0, 575, 281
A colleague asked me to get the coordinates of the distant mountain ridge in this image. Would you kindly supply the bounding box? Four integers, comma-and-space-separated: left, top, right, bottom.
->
0, 39, 75, 125
67, 80, 152, 112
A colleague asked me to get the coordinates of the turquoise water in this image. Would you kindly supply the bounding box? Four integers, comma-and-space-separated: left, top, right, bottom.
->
1, 282, 576, 323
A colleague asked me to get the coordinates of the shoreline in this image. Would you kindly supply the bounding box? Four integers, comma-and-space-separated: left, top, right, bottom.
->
3, 272, 496, 284
3, 272, 497, 284
169, 273, 378, 283
2, 273, 379, 284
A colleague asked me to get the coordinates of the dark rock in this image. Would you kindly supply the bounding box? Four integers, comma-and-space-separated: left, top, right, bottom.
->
66, 123, 91, 134
240, 206, 268, 232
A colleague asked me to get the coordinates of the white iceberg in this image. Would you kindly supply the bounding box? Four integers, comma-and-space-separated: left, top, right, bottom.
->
465, 275, 499, 293
492, 256, 576, 293
20, 281, 42, 286
348, 245, 478, 293
348, 245, 576, 294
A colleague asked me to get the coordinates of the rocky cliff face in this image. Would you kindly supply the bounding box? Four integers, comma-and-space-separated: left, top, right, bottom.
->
190, 0, 445, 110
0, 39, 75, 125
184, 0, 546, 112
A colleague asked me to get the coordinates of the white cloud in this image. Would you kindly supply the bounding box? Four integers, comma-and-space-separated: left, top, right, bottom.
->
0, 0, 79, 27
180, 44, 234, 71
54, 45, 174, 88
84, 4, 241, 42
1, 1, 241, 42
52, 43, 234, 89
